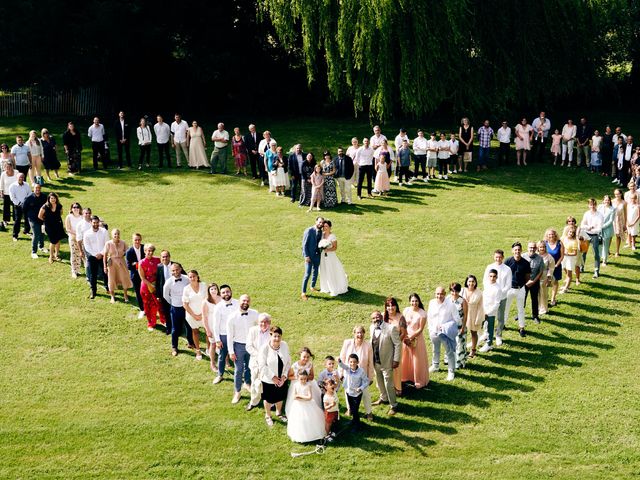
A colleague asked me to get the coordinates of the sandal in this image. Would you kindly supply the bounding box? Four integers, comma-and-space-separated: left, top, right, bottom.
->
276, 412, 288, 423
265, 415, 274, 427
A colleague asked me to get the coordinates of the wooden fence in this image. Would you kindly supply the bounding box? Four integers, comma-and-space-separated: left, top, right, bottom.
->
0, 86, 109, 117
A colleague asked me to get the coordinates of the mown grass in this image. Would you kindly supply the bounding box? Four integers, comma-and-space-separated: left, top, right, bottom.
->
0, 115, 639, 479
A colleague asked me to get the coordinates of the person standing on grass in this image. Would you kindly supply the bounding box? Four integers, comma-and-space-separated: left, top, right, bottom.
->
394, 128, 410, 182
504, 242, 531, 338
154, 115, 172, 168
338, 353, 369, 432
8, 172, 30, 241
598, 194, 615, 265
436, 133, 450, 179
258, 326, 291, 427
170, 113, 189, 167
228, 294, 259, 404
482, 249, 512, 347
114, 111, 131, 168
515, 118, 533, 167
102, 228, 133, 304
155, 250, 176, 335
462, 275, 483, 358
138, 244, 162, 331
11, 135, 32, 179
210, 122, 229, 174
23, 183, 46, 258
355, 137, 375, 199
62, 122, 82, 174
459, 118, 474, 172
212, 284, 239, 384
560, 119, 576, 167
531, 112, 551, 162
480, 269, 500, 352
397, 139, 412, 186
477, 120, 493, 171
163, 262, 189, 357
370, 310, 401, 416
334, 147, 354, 205
427, 287, 459, 381
576, 117, 592, 168
1, 162, 17, 229
301, 216, 323, 300
38, 192, 65, 264
83, 216, 109, 299
243, 124, 260, 180
339, 324, 374, 420
245, 313, 271, 411
88, 117, 107, 169
536, 241, 555, 316
580, 198, 603, 278
544, 229, 564, 307
412, 129, 428, 181
136, 118, 152, 170
126, 233, 145, 320
401, 293, 429, 389
426, 132, 438, 180
288, 144, 305, 204
449, 283, 468, 369
523, 241, 544, 325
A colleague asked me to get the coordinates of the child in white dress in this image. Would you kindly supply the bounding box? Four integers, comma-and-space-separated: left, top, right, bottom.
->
627, 193, 639, 250
286, 371, 327, 443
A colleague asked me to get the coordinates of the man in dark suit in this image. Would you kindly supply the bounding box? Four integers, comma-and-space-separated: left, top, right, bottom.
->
126, 232, 145, 318
334, 147, 354, 205
155, 250, 195, 346
114, 111, 131, 168
243, 124, 260, 179
288, 144, 306, 203
301, 216, 324, 300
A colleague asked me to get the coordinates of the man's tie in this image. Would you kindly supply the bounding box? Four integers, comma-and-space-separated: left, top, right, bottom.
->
225, 303, 233, 307
241, 312, 248, 316
175, 278, 182, 282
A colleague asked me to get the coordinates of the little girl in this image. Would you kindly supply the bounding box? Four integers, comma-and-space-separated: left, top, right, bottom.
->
287, 347, 322, 413
374, 155, 390, 195
627, 193, 639, 250
309, 164, 324, 212
274, 156, 287, 196
591, 130, 602, 173
550, 129, 562, 165
323, 378, 339, 441
286, 371, 326, 443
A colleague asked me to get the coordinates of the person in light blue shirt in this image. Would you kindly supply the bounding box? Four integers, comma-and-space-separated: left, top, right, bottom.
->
338, 354, 369, 431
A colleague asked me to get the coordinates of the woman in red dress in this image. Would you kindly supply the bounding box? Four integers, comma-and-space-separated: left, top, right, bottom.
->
232, 127, 248, 176
138, 244, 163, 331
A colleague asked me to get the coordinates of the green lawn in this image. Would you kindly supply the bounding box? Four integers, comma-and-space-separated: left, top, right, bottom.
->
1, 116, 639, 479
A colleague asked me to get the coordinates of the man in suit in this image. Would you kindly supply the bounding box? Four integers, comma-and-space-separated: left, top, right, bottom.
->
114, 111, 131, 168
243, 124, 260, 180
288, 144, 306, 203
126, 232, 145, 318
301, 216, 323, 300
369, 310, 401, 415
245, 313, 271, 411
334, 147, 354, 205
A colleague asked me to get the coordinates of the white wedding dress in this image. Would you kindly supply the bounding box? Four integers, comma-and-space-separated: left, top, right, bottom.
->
319, 233, 349, 296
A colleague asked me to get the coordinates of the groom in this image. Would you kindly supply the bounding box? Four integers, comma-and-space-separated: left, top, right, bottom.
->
301, 216, 324, 300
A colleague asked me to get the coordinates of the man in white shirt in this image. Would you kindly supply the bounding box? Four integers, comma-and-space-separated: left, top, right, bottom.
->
480, 269, 501, 352
154, 115, 172, 168
210, 122, 230, 174
162, 263, 189, 356
355, 137, 375, 199
394, 128, 409, 182
212, 284, 239, 384
10, 136, 32, 178
561, 119, 577, 167
426, 132, 438, 180
8, 173, 31, 241
83, 216, 109, 299
436, 133, 450, 180
88, 117, 106, 169
482, 249, 512, 347
227, 294, 259, 404
245, 313, 272, 411
75, 207, 93, 270
531, 111, 551, 163
427, 287, 459, 381
580, 198, 604, 278
369, 125, 387, 150
170, 113, 189, 167
497, 121, 512, 165
412, 129, 428, 181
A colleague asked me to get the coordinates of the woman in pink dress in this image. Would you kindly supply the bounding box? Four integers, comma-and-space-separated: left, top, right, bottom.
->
102, 229, 133, 303
231, 127, 247, 176
138, 244, 162, 331
515, 117, 533, 166
401, 293, 429, 389
384, 297, 407, 396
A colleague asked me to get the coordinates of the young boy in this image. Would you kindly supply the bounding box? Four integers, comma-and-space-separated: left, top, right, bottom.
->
323, 378, 339, 441
317, 355, 341, 394
397, 139, 412, 186
338, 354, 369, 432
481, 268, 501, 352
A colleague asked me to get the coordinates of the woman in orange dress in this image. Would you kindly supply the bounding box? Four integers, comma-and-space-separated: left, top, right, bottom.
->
103, 229, 133, 303
139, 244, 163, 331
384, 296, 407, 396
401, 293, 429, 389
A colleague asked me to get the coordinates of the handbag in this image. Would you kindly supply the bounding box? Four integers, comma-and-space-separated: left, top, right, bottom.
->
579, 239, 589, 253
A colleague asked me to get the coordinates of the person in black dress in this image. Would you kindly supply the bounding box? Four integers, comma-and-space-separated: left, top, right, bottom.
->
62, 122, 82, 174
38, 192, 66, 263
259, 326, 291, 426
41, 129, 61, 181
299, 153, 316, 207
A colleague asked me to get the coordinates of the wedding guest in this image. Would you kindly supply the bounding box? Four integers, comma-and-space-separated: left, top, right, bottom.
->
339, 325, 374, 420
299, 153, 316, 207
212, 285, 239, 383
243, 124, 260, 179
383, 297, 407, 396
228, 294, 258, 404
550, 128, 562, 165
611, 189, 626, 257
187, 120, 208, 169
210, 122, 230, 174
155, 250, 174, 335
23, 183, 46, 257
561, 119, 577, 167
138, 244, 162, 331
126, 233, 146, 319
627, 193, 639, 250
497, 121, 511, 165
83, 216, 109, 299
40, 129, 60, 181
449, 282, 468, 369
10, 135, 32, 179
436, 133, 450, 179
544, 229, 564, 307
479, 270, 500, 352
374, 155, 390, 195
163, 263, 189, 356
504, 242, 531, 337
601, 126, 614, 177
370, 310, 401, 416
0, 143, 14, 171
308, 164, 324, 212
38, 192, 65, 264
258, 131, 276, 186
245, 313, 272, 411
102, 228, 133, 303
515, 118, 533, 166
590, 130, 602, 173
397, 139, 412, 186
523, 241, 544, 324
334, 147, 354, 204
355, 137, 375, 199
448, 133, 459, 173
231, 127, 248, 176
346, 137, 360, 186
462, 275, 483, 358
26, 130, 44, 184
182, 270, 208, 360
87, 117, 107, 169
560, 227, 579, 293
580, 198, 603, 278
338, 353, 369, 432
62, 122, 82, 174
136, 118, 152, 170
482, 249, 512, 347
114, 111, 132, 168
258, 326, 291, 427
427, 287, 459, 381
426, 132, 438, 180
202, 283, 222, 372
458, 118, 474, 172
154, 115, 172, 168
476, 120, 493, 171
536, 241, 555, 316
170, 114, 189, 167
320, 151, 337, 208
0, 162, 17, 228
288, 144, 305, 203
401, 293, 429, 389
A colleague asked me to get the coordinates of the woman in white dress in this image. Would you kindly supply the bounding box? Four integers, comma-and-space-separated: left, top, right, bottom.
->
186, 121, 209, 169
319, 220, 348, 296
182, 270, 208, 360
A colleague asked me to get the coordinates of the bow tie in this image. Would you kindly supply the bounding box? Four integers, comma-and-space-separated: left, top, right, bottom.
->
175, 278, 182, 282
225, 303, 233, 307
241, 312, 248, 316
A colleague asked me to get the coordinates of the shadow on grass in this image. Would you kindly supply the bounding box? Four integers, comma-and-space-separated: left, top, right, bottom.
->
310, 287, 387, 306
557, 300, 628, 320
547, 311, 620, 333
582, 281, 640, 296
526, 330, 614, 350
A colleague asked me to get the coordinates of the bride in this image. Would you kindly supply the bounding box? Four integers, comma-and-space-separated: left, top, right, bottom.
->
319, 220, 348, 296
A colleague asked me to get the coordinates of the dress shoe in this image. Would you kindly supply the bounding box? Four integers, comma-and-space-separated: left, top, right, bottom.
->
371, 398, 388, 406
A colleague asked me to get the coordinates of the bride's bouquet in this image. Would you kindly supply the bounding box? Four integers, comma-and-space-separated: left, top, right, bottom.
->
318, 239, 332, 256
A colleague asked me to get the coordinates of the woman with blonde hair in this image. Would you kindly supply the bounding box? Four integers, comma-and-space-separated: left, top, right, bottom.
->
544, 228, 564, 306
64, 202, 84, 278
339, 324, 374, 420
27, 130, 44, 184
102, 228, 133, 303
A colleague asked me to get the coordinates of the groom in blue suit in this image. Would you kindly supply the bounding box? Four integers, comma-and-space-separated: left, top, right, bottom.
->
301, 216, 324, 300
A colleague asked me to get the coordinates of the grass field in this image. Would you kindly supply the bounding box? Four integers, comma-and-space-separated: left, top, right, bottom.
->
1, 116, 639, 479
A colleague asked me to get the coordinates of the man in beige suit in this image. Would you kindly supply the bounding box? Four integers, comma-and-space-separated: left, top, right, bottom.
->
245, 313, 272, 411
369, 310, 401, 415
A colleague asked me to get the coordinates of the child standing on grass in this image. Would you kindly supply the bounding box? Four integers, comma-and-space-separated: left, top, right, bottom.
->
374, 155, 390, 195
309, 164, 324, 212
323, 378, 339, 441
448, 133, 459, 174
338, 353, 369, 432
317, 355, 341, 396
551, 129, 562, 165
286, 371, 326, 443
627, 193, 639, 250
591, 130, 602, 173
